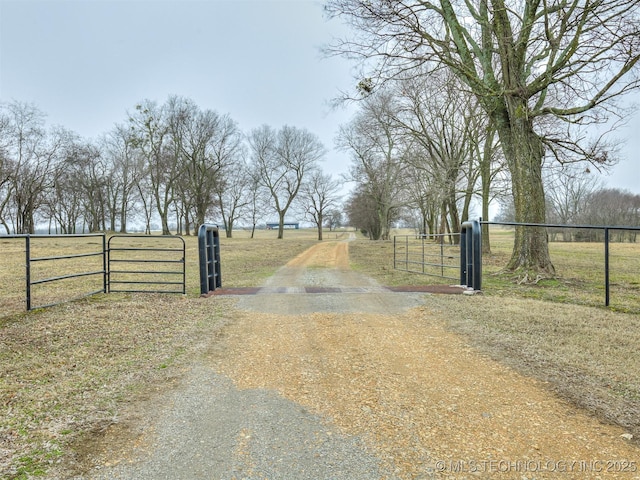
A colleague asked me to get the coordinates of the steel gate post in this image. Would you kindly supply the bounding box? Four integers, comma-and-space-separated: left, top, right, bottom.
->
198, 224, 221, 295
460, 220, 482, 290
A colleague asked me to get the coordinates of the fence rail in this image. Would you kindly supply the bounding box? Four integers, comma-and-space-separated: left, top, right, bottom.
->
394, 220, 639, 312
107, 235, 186, 294
1, 233, 190, 312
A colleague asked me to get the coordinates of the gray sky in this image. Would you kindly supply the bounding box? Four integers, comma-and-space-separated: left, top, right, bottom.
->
0, 0, 638, 196
0, 0, 358, 179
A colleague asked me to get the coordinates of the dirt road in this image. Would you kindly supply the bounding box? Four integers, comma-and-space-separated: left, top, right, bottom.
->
82, 239, 639, 479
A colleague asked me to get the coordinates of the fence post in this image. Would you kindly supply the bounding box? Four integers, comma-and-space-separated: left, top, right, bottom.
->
460, 228, 467, 286
460, 220, 482, 290
25, 236, 31, 311
604, 227, 610, 307
198, 224, 222, 295
405, 235, 409, 271
102, 233, 107, 294
393, 235, 397, 270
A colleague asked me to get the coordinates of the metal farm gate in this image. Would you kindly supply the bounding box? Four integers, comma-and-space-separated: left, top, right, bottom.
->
23, 233, 107, 310
394, 220, 482, 291
4, 232, 205, 312
107, 235, 186, 294
394, 232, 461, 280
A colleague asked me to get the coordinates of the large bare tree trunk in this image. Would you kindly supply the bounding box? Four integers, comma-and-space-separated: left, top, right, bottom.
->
495, 100, 555, 276
316, 212, 324, 241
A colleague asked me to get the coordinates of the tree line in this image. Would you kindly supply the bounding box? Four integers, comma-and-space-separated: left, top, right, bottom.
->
0, 97, 342, 239
338, 70, 507, 250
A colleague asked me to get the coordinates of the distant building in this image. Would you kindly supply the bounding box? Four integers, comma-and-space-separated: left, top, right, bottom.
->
266, 222, 299, 230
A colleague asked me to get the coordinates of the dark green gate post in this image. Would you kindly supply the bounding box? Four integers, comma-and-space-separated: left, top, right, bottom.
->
198, 224, 221, 295
460, 219, 482, 290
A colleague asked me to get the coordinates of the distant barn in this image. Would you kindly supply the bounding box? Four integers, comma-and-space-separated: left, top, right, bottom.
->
266, 222, 299, 230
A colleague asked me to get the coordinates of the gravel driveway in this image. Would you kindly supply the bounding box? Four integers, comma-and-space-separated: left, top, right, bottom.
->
80, 239, 639, 480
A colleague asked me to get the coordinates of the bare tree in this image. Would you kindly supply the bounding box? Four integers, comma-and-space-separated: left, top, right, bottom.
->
166, 96, 243, 234
216, 151, 252, 238
128, 99, 177, 235
402, 161, 441, 237
545, 163, 603, 240
135, 174, 155, 234
325, 0, 640, 276
336, 91, 410, 240
1, 102, 64, 233
248, 125, 325, 239
325, 208, 344, 232
52, 134, 107, 232
301, 170, 342, 240
245, 165, 271, 239
580, 188, 640, 241
101, 124, 145, 233
345, 186, 389, 239
0, 108, 15, 233
393, 72, 480, 241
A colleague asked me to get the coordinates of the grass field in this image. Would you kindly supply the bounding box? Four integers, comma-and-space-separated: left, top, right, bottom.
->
0, 229, 324, 317
1, 228, 639, 478
0, 229, 321, 478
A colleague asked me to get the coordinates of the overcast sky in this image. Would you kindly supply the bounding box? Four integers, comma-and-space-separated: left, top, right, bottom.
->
0, 0, 638, 198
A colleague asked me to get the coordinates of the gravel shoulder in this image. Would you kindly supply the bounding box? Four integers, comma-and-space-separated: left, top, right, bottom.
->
78, 239, 639, 479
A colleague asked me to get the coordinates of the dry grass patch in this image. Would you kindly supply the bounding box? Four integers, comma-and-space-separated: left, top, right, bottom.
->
213, 229, 321, 288
0, 295, 240, 478
350, 229, 640, 312
484, 228, 640, 312
348, 235, 455, 287
0, 230, 321, 315
0, 294, 237, 479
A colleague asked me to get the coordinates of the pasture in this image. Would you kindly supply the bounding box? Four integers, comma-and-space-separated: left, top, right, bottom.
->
1, 228, 639, 478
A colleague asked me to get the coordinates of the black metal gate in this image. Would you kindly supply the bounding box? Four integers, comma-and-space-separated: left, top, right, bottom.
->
24, 233, 107, 310
107, 235, 186, 294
